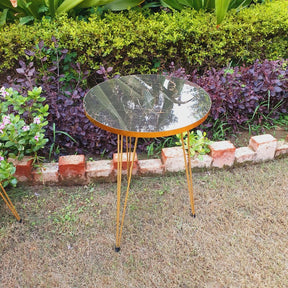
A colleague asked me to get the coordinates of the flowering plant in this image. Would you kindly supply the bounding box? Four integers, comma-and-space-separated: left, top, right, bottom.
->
0, 86, 49, 187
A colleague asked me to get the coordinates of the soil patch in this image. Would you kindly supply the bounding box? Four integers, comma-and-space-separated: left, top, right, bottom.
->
227, 127, 288, 148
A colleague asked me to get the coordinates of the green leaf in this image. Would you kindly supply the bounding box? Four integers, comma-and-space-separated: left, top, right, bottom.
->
104, 0, 143, 11
228, 0, 251, 10
10, 178, 18, 187
160, 0, 184, 10
5, 141, 15, 148
38, 4, 49, 13
8, 153, 17, 159
19, 16, 35, 25
56, 0, 86, 15
215, 0, 231, 24
0, 9, 8, 26
78, 0, 114, 8
18, 0, 43, 19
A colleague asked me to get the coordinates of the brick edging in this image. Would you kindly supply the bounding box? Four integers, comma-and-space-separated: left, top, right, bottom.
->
12, 134, 288, 185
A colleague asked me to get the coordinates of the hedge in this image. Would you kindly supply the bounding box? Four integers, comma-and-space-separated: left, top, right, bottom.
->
0, 0, 287, 75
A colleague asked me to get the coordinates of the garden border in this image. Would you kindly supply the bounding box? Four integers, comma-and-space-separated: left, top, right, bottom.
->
11, 134, 288, 186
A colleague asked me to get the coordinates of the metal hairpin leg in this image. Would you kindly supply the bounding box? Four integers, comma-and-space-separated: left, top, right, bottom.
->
115, 135, 138, 252
181, 132, 196, 217
0, 182, 22, 222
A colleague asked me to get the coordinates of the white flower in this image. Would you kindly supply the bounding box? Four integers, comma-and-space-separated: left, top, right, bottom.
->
33, 117, 41, 124
22, 125, 30, 131
2, 116, 10, 125
0, 87, 9, 98
0, 123, 4, 134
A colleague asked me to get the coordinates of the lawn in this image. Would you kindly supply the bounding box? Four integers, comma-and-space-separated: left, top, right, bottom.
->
0, 158, 288, 287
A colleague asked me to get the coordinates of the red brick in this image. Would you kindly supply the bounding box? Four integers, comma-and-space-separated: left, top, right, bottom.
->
8, 156, 33, 182
161, 147, 185, 172
235, 147, 256, 164
138, 159, 164, 176
190, 154, 213, 169
32, 163, 59, 184
58, 155, 86, 184
86, 160, 115, 182
249, 134, 277, 162
113, 152, 138, 171
275, 140, 288, 157
209, 141, 236, 168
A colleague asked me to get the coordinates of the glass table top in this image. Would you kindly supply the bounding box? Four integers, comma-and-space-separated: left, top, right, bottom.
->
84, 74, 211, 137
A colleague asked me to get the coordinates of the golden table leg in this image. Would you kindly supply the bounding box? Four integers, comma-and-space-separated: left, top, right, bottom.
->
181, 132, 196, 217
115, 135, 138, 252
0, 183, 22, 222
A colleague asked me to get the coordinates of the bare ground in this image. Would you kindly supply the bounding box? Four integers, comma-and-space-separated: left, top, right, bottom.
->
0, 158, 288, 288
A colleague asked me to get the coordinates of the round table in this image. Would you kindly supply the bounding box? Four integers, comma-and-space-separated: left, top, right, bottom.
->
84, 74, 211, 251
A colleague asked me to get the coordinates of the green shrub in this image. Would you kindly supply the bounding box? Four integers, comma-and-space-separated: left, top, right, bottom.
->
0, 0, 287, 74
0, 86, 49, 187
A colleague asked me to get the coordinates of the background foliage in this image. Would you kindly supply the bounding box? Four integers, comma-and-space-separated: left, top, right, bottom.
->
160, 0, 253, 24
0, 0, 287, 74
2, 52, 287, 158
0, 0, 143, 25
195, 59, 288, 139
0, 0, 287, 159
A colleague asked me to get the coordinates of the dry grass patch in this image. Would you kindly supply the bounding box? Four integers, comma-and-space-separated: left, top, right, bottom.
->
0, 158, 288, 287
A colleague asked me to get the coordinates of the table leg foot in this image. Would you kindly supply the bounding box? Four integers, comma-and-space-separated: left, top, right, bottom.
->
115, 246, 121, 252
190, 213, 196, 218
